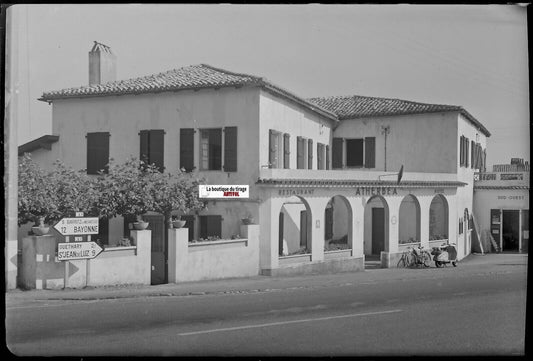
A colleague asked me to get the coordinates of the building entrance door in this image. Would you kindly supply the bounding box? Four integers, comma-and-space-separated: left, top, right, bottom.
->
372, 208, 385, 255
143, 214, 166, 285
502, 210, 520, 252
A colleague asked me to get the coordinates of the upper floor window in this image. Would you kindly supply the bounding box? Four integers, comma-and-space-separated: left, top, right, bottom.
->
332, 137, 375, 169
459, 135, 470, 168
140, 129, 165, 172
283, 133, 290, 169
86, 132, 110, 174
200, 129, 222, 170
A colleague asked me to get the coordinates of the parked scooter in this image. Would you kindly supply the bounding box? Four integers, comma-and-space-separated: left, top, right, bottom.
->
431, 243, 458, 267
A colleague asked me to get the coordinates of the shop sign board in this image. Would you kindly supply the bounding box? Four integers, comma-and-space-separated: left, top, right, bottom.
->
54, 217, 99, 235
57, 242, 103, 261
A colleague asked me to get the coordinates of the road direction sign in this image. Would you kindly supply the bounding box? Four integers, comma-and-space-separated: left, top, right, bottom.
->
54, 217, 99, 235
57, 241, 103, 261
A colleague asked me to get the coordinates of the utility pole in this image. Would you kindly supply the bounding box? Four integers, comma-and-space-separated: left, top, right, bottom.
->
381, 125, 390, 171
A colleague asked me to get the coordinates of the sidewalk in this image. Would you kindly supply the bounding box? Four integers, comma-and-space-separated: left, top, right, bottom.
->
5, 252, 527, 302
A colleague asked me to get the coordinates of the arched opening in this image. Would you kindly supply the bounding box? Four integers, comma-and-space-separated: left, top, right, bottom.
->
324, 195, 352, 252
429, 194, 449, 242
278, 196, 312, 257
398, 194, 421, 245
364, 195, 389, 256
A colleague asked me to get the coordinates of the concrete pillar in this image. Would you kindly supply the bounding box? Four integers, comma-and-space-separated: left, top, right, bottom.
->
259, 196, 281, 270
419, 196, 433, 249
349, 197, 365, 258
4, 6, 19, 290
21, 235, 64, 290
130, 230, 152, 285
306, 198, 329, 262
387, 197, 402, 254
167, 228, 188, 283
241, 224, 260, 273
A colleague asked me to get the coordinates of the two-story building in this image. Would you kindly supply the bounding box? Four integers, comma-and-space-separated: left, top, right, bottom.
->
21, 42, 491, 282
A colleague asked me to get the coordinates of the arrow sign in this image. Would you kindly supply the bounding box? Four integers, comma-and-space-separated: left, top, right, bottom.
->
57, 241, 103, 261
54, 217, 99, 235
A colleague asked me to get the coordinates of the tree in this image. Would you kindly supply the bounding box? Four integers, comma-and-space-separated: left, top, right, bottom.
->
17, 154, 99, 227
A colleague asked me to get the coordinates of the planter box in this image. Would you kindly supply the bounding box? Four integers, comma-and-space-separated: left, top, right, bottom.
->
279, 253, 312, 266
324, 249, 353, 260
188, 238, 248, 252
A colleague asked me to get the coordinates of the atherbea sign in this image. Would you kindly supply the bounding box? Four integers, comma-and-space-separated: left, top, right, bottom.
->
199, 185, 249, 199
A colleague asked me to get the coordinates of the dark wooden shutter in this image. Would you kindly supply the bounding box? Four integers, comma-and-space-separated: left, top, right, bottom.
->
483, 148, 487, 172
308, 139, 313, 169
140, 130, 149, 165
465, 137, 469, 167
97, 217, 109, 245
459, 136, 464, 166
332, 138, 343, 169
269, 130, 278, 168
471, 140, 475, 168
150, 130, 165, 172
87, 132, 110, 174
283, 133, 290, 169
297, 136, 304, 169
223, 126, 237, 172
364, 137, 376, 168
317, 143, 323, 169
180, 128, 195, 172
326, 145, 330, 170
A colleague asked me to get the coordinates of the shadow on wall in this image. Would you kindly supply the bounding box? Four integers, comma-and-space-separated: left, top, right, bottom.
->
280, 202, 306, 255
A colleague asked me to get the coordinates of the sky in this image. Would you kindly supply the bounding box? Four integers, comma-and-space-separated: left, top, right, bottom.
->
8, 4, 529, 167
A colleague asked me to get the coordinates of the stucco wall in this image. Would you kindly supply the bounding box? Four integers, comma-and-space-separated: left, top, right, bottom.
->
259, 90, 333, 170
168, 225, 259, 282
333, 112, 458, 173
473, 188, 529, 234
48, 87, 261, 241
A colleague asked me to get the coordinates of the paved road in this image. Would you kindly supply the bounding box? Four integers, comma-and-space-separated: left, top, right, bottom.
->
6, 254, 528, 356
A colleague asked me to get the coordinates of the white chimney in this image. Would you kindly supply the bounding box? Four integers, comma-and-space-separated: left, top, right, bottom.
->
89, 41, 116, 85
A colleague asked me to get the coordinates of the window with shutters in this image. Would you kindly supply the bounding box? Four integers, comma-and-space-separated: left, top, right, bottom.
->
180, 128, 195, 172
283, 133, 290, 169
346, 138, 364, 167
459, 136, 464, 166
199, 215, 222, 239
86, 132, 110, 174
471, 140, 475, 169
140, 129, 165, 172
200, 129, 222, 170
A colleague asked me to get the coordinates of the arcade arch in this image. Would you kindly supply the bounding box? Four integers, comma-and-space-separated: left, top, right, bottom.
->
278, 196, 312, 256
429, 194, 449, 241
398, 194, 421, 245
324, 195, 353, 251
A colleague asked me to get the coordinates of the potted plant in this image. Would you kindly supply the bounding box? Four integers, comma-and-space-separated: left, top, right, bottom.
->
171, 215, 186, 229
241, 213, 254, 225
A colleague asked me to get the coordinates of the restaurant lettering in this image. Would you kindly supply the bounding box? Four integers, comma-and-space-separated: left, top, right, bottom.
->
278, 189, 315, 196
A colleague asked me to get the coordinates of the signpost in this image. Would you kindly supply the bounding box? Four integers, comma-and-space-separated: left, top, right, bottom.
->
53, 217, 99, 235
53, 214, 102, 288
57, 241, 103, 261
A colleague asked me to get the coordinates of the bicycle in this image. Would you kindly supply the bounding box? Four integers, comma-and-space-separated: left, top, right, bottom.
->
412, 246, 431, 268
397, 247, 414, 268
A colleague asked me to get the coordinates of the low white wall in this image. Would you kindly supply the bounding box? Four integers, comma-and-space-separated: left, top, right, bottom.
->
87, 230, 151, 287
19, 231, 151, 289
168, 225, 259, 283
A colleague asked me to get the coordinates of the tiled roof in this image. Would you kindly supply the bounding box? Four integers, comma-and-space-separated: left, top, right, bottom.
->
474, 185, 529, 190
307, 94, 491, 137
256, 178, 467, 188
18, 135, 59, 156
39, 64, 338, 121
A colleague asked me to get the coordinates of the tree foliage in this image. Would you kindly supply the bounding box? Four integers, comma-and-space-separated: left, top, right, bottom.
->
18, 155, 206, 228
